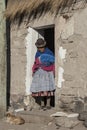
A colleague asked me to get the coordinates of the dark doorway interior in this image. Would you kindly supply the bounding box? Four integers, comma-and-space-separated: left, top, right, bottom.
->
36, 26, 55, 107
44, 27, 54, 54
36, 26, 54, 54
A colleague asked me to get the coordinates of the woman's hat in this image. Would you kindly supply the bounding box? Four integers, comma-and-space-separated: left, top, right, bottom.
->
35, 38, 46, 48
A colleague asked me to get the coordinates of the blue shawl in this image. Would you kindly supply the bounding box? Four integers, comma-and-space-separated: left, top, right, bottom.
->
39, 54, 55, 66
35, 48, 55, 66
35, 47, 54, 58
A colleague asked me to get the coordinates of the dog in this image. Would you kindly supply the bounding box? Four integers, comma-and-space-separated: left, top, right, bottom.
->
6, 112, 25, 125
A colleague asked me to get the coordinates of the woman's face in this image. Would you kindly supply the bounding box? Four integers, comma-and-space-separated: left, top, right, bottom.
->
37, 47, 45, 52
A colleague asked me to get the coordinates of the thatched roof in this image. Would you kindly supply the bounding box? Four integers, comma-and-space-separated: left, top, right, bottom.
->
5, 0, 86, 22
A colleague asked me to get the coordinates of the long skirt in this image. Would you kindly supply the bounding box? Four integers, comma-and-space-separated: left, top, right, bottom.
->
30, 69, 55, 97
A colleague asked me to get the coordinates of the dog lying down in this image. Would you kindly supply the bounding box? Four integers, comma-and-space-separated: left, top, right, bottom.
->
6, 112, 25, 125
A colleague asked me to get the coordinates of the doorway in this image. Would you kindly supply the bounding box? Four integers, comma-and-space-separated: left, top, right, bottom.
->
36, 26, 54, 54
35, 26, 55, 107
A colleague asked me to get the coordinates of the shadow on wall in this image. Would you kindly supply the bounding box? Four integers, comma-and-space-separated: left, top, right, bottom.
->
6, 19, 11, 108
6, 0, 11, 109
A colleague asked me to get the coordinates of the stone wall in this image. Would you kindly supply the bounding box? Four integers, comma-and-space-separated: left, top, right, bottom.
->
0, 0, 6, 117
9, 1, 87, 111
55, 6, 87, 112
10, 23, 27, 108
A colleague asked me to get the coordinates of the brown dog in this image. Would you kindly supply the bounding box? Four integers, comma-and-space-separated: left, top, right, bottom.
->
6, 112, 25, 125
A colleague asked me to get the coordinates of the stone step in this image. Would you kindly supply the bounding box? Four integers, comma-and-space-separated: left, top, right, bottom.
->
17, 108, 56, 125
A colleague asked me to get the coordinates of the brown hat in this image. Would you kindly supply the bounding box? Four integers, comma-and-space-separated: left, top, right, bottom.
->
35, 38, 46, 48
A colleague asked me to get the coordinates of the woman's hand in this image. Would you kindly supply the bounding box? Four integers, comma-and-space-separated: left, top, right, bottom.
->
32, 73, 34, 77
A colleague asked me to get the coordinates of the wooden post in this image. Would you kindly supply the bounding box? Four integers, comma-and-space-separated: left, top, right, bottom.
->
0, 0, 7, 118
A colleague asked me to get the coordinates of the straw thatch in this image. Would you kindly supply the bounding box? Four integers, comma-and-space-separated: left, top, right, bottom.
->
5, 0, 86, 22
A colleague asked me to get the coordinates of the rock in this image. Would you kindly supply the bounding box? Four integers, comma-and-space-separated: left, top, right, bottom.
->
64, 118, 79, 128
59, 97, 72, 112
84, 104, 87, 111
78, 111, 87, 121
74, 100, 84, 113
83, 119, 87, 128
84, 97, 87, 103
55, 123, 61, 129
55, 117, 80, 129
67, 113, 79, 118
14, 108, 24, 112
24, 105, 33, 111
23, 95, 39, 109
50, 112, 79, 119
50, 112, 68, 117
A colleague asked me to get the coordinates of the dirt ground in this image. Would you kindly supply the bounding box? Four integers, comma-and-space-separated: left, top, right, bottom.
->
0, 107, 87, 130
0, 120, 87, 130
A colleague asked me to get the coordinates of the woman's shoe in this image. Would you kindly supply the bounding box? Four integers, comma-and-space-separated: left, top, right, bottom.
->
39, 106, 45, 110
39, 106, 48, 111
46, 106, 51, 110
43, 107, 47, 111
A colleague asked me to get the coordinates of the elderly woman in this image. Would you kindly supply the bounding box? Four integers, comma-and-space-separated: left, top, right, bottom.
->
30, 38, 55, 110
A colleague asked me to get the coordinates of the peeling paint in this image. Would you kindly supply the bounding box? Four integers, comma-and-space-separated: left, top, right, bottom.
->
57, 46, 66, 88
25, 27, 38, 95
58, 46, 66, 61
58, 67, 65, 88
25, 27, 32, 95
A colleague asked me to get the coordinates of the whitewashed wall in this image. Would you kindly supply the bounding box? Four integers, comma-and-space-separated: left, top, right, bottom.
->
25, 27, 38, 95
